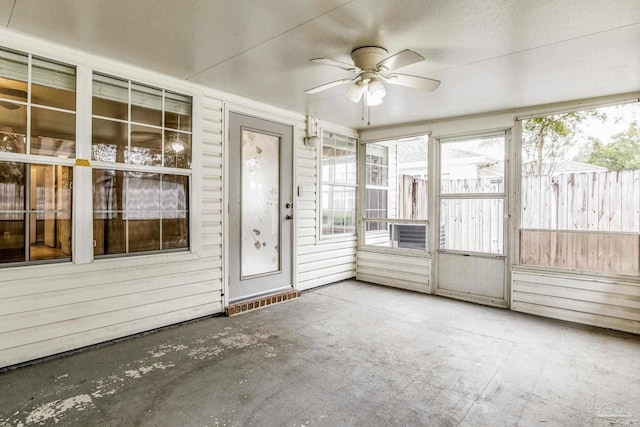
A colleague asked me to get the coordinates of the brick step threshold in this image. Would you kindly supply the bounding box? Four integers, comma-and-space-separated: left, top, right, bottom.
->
226, 290, 301, 316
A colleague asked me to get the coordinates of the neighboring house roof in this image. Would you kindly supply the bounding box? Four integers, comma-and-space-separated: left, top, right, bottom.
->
551, 161, 608, 174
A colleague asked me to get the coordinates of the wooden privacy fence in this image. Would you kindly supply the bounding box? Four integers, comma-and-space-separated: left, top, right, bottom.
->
521, 170, 640, 232
397, 170, 640, 274
520, 229, 639, 275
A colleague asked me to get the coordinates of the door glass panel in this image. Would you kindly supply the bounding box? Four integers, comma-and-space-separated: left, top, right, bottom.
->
439, 198, 504, 254
241, 129, 280, 278
441, 136, 505, 194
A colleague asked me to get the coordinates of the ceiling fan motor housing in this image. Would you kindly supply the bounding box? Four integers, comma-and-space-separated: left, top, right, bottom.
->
351, 46, 389, 74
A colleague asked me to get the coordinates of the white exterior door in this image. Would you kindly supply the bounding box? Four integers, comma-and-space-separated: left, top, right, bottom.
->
228, 112, 293, 302
436, 132, 509, 307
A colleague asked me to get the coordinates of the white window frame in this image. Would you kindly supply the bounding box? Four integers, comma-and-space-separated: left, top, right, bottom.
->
359, 135, 431, 255
319, 129, 357, 240
90, 72, 193, 259
0, 48, 77, 267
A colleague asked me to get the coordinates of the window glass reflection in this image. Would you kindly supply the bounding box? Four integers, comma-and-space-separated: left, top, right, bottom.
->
31, 107, 76, 158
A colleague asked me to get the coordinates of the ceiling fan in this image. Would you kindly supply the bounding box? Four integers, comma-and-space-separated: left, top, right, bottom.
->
305, 46, 440, 111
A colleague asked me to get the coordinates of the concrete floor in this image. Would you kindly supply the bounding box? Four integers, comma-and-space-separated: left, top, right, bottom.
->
1, 280, 639, 427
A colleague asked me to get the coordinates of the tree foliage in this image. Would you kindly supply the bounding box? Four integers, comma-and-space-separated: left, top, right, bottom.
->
522, 110, 606, 176
587, 121, 640, 171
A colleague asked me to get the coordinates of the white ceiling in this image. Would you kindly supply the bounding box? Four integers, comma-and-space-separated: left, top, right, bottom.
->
1, 0, 639, 130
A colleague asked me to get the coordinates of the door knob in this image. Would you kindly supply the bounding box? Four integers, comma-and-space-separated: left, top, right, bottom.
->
285, 215, 293, 220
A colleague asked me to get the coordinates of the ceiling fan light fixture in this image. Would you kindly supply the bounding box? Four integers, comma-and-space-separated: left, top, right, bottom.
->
345, 81, 365, 103
367, 78, 386, 106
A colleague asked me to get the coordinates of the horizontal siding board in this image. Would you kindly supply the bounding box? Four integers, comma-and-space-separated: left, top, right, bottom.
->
0, 269, 218, 316
297, 256, 356, 274
297, 262, 355, 284
513, 291, 640, 322
1, 292, 222, 350
356, 273, 428, 294
512, 272, 640, 296
357, 251, 430, 268
0, 303, 221, 368
298, 248, 355, 264
357, 265, 428, 285
512, 301, 640, 335
356, 250, 430, 292
511, 271, 640, 334
513, 281, 640, 310
1, 282, 219, 335
297, 271, 355, 291
0, 258, 220, 298
298, 239, 356, 255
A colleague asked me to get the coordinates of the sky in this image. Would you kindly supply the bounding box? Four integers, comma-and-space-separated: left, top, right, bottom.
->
581, 102, 640, 143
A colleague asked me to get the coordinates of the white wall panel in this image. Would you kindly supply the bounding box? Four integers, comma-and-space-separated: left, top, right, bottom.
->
295, 122, 357, 291
356, 250, 430, 293
512, 270, 640, 334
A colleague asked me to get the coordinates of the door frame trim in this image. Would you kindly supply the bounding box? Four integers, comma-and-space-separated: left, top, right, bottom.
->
223, 103, 300, 308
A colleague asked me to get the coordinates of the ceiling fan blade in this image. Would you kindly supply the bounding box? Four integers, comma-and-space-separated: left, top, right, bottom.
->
377, 49, 425, 72
385, 74, 441, 92
0, 100, 20, 110
305, 78, 354, 94
0, 88, 28, 99
310, 58, 360, 73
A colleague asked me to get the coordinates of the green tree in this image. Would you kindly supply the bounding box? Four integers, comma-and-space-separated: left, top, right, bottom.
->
587, 121, 640, 171
522, 110, 606, 175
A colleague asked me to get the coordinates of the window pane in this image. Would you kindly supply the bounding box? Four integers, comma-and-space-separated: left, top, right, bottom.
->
131, 82, 162, 126
93, 169, 124, 212
0, 49, 28, 103
93, 74, 128, 120
321, 185, 355, 236
241, 130, 280, 278
0, 105, 27, 154
31, 107, 75, 157
519, 103, 640, 276
129, 124, 161, 166
0, 212, 25, 262
364, 221, 427, 250
0, 161, 26, 263
164, 131, 191, 169
161, 175, 189, 250
126, 172, 161, 253
165, 91, 192, 132
129, 218, 160, 252
441, 136, 504, 194
31, 57, 76, 111
93, 213, 126, 256
28, 164, 72, 261
93, 169, 125, 256
92, 118, 127, 163
440, 198, 504, 254
321, 131, 357, 237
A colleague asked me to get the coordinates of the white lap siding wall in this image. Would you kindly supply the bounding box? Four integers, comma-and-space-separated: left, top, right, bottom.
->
0, 93, 224, 369
295, 121, 357, 291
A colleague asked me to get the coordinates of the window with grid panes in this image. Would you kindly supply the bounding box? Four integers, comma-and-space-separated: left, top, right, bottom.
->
321, 130, 357, 237
91, 73, 192, 256
0, 48, 75, 265
365, 145, 388, 231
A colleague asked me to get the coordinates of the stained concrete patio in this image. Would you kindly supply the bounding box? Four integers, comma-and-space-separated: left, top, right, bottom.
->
1, 280, 639, 426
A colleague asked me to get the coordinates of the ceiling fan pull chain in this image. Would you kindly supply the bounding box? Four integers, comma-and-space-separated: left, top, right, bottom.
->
367, 105, 371, 126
